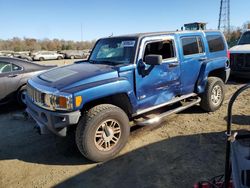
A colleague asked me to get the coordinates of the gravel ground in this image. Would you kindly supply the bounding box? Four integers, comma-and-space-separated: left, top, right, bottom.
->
0, 59, 249, 188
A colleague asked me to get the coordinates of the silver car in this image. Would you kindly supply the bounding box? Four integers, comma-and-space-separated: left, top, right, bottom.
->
33, 51, 64, 61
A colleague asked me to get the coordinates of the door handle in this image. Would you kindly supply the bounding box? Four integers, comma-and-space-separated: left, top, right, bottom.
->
168, 62, 179, 68
8, 74, 18, 78
199, 57, 207, 61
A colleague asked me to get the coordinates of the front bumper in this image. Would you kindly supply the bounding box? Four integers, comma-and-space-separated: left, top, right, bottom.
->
231, 70, 250, 79
26, 97, 81, 136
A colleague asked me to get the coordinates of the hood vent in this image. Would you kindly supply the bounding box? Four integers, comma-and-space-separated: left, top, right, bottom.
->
39, 68, 77, 82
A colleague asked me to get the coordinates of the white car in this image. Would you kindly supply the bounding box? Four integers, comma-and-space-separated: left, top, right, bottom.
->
229, 30, 250, 79
33, 51, 64, 61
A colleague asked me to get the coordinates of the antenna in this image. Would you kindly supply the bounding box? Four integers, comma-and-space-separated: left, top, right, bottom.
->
109, 33, 113, 37
218, 0, 230, 33
81, 24, 83, 42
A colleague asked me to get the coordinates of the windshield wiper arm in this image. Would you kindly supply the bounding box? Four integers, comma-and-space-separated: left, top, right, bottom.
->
89, 60, 124, 65
95, 60, 122, 65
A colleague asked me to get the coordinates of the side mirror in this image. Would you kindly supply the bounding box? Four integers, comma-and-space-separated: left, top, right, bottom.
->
145, 55, 162, 65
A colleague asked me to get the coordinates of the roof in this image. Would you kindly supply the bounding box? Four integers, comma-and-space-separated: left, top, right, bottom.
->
184, 22, 207, 26
0, 56, 30, 62
0, 56, 56, 71
105, 30, 221, 40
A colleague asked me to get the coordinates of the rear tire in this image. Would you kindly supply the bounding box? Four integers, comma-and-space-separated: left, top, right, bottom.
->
200, 77, 225, 112
75, 104, 130, 162
57, 56, 63, 60
39, 57, 45, 61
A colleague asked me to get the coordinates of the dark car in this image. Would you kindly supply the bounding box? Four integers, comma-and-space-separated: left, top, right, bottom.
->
0, 57, 56, 106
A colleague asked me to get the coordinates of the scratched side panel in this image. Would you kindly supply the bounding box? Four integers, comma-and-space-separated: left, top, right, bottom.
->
134, 35, 181, 111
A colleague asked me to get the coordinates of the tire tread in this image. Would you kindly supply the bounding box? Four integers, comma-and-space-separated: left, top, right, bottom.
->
75, 104, 129, 162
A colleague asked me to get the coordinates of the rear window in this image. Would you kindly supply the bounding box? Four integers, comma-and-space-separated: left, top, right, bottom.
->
238, 31, 250, 45
206, 35, 225, 52
181, 36, 204, 56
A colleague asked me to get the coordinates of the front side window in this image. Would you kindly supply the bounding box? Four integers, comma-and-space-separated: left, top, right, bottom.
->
238, 31, 250, 45
182, 36, 204, 56
206, 35, 225, 52
143, 40, 176, 61
89, 38, 137, 65
0, 61, 12, 73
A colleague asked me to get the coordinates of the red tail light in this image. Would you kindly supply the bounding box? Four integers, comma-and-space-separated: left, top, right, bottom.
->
193, 180, 234, 188
227, 50, 230, 59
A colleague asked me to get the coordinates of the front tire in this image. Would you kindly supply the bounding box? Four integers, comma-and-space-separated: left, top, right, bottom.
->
76, 104, 130, 162
17, 85, 27, 106
200, 77, 225, 112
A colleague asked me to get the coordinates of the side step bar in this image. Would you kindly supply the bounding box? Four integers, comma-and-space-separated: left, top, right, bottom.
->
133, 93, 197, 117
135, 97, 201, 126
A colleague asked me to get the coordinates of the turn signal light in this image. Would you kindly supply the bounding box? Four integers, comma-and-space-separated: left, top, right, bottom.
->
75, 96, 82, 107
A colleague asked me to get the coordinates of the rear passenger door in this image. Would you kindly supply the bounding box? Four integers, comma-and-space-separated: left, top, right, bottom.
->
179, 34, 207, 94
50, 52, 57, 60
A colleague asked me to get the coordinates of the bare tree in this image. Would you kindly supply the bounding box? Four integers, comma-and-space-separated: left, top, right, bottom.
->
0, 38, 95, 52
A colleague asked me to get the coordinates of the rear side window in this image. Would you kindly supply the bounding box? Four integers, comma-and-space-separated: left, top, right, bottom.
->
12, 64, 22, 71
181, 36, 204, 56
206, 35, 225, 52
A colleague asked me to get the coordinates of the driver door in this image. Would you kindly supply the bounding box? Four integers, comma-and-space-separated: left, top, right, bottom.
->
135, 36, 181, 111
0, 61, 12, 100
0, 61, 23, 102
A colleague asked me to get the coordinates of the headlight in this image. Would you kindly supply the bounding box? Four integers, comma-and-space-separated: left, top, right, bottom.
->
54, 95, 73, 110
43, 93, 73, 111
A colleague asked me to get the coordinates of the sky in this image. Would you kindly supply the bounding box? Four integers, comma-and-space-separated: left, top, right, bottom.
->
0, 0, 249, 41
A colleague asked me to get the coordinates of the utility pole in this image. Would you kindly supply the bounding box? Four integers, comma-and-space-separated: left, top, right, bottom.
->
218, 0, 230, 33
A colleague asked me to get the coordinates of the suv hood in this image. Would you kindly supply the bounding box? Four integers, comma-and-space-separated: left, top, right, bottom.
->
32, 62, 118, 90
230, 44, 250, 53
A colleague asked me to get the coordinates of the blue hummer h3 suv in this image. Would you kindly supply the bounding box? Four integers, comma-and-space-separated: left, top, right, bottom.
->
26, 30, 230, 162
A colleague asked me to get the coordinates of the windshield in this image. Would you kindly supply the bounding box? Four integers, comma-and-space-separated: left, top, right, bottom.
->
238, 31, 250, 45
89, 37, 137, 65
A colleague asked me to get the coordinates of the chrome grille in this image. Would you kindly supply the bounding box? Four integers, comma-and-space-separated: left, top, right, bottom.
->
26, 80, 73, 111
27, 84, 45, 106
230, 53, 250, 70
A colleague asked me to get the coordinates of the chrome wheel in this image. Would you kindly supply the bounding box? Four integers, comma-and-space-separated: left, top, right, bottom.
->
94, 119, 121, 151
211, 85, 222, 106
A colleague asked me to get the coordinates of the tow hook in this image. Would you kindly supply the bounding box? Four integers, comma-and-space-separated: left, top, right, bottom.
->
34, 125, 41, 135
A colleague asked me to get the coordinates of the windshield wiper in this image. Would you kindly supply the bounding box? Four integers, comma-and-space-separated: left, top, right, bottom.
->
89, 60, 124, 65
89, 60, 96, 64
